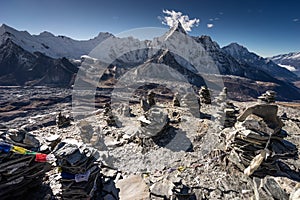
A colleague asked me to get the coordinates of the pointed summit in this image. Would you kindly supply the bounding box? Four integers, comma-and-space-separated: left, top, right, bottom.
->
170, 21, 187, 34
38, 31, 55, 37
163, 21, 187, 41
0, 23, 11, 29
223, 43, 250, 56
0, 24, 15, 34
194, 35, 220, 51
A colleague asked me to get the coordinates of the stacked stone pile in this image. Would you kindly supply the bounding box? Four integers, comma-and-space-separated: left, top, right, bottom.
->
258, 90, 276, 103
140, 96, 150, 112
53, 141, 102, 199
199, 86, 211, 104
223, 102, 239, 128
226, 94, 298, 177
181, 92, 200, 117
0, 129, 51, 199
172, 92, 180, 107
137, 106, 170, 138
214, 87, 239, 128
215, 87, 228, 104
56, 112, 71, 128
147, 91, 156, 107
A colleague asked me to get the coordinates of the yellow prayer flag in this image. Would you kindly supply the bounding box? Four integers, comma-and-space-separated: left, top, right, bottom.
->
12, 146, 28, 154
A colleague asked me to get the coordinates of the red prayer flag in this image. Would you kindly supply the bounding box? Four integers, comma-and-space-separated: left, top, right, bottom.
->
35, 153, 47, 162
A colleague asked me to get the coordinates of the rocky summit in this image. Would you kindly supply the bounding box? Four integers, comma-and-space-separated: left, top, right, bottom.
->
0, 87, 300, 200
0, 23, 300, 200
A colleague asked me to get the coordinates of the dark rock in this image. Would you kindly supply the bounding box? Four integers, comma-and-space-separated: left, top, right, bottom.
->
253, 177, 289, 200
140, 97, 150, 112
147, 91, 156, 107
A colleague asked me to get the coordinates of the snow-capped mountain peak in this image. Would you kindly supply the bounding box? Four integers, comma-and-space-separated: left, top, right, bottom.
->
0, 23, 31, 37
0, 24, 300, 100
271, 52, 300, 76
193, 35, 220, 52
272, 52, 300, 61
0, 23, 15, 33
222, 43, 249, 56
38, 31, 55, 37
222, 42, 298, 81
171, 21, 187, 34
163, 21, 187, 40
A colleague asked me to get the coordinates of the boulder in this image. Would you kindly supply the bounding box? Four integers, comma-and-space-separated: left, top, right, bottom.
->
116, 175, 150, 200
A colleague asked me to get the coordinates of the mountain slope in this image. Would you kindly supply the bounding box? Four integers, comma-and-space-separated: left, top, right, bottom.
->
222, 43, 298, 82
0, 23, 300, 100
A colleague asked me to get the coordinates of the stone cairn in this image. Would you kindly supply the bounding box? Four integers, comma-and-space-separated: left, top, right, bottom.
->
137, 107, 170, 139
56, 112, 71, 128
104, 103, 117, 126
258, 90, 276, 103
147, 91, 156, 107
0, 128, 51, 199
140, 91, 156, 112
140, 96, 150, 112
172, 92, 180, 107
214, 87, 239, 128
181, 92, 201, 117
199, 86, 211, 104
215, 87, 228, 104
53, 141, 102, 199
226, 91, 298, 177
223, 102, 239, 128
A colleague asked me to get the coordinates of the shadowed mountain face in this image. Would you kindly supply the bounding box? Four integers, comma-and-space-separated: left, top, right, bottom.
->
0, 23, 300, 101
0, 39, 78, 86
222, 43, 299, 82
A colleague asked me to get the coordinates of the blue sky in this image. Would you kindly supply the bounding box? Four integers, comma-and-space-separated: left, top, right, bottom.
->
0, 0, 299, 57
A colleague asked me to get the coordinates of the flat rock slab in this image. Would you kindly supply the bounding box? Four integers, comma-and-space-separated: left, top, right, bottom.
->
116, 175, 150, 200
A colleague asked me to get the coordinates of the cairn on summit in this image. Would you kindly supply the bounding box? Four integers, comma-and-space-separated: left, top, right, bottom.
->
199, 86, 211, 104
258, 90, 276, 103
225, 91, 298, 177
214, 87, 239, 128
53, 142, 102, 199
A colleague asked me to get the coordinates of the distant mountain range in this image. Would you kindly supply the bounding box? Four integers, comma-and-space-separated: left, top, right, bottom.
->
0, 24, 112, 59
0, 23, 299, 101
271, 52, 300, 77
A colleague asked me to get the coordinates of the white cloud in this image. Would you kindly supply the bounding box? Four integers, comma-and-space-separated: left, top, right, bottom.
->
161, 9, 200, 32
293, 18, 299, 22
207, 24, 214, 28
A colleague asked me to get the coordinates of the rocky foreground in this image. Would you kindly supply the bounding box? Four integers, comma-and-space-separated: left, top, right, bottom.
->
0, 88, 300, 200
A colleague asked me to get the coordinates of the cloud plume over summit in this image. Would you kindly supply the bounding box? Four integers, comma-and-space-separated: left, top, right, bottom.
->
160, 9, 200, 32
